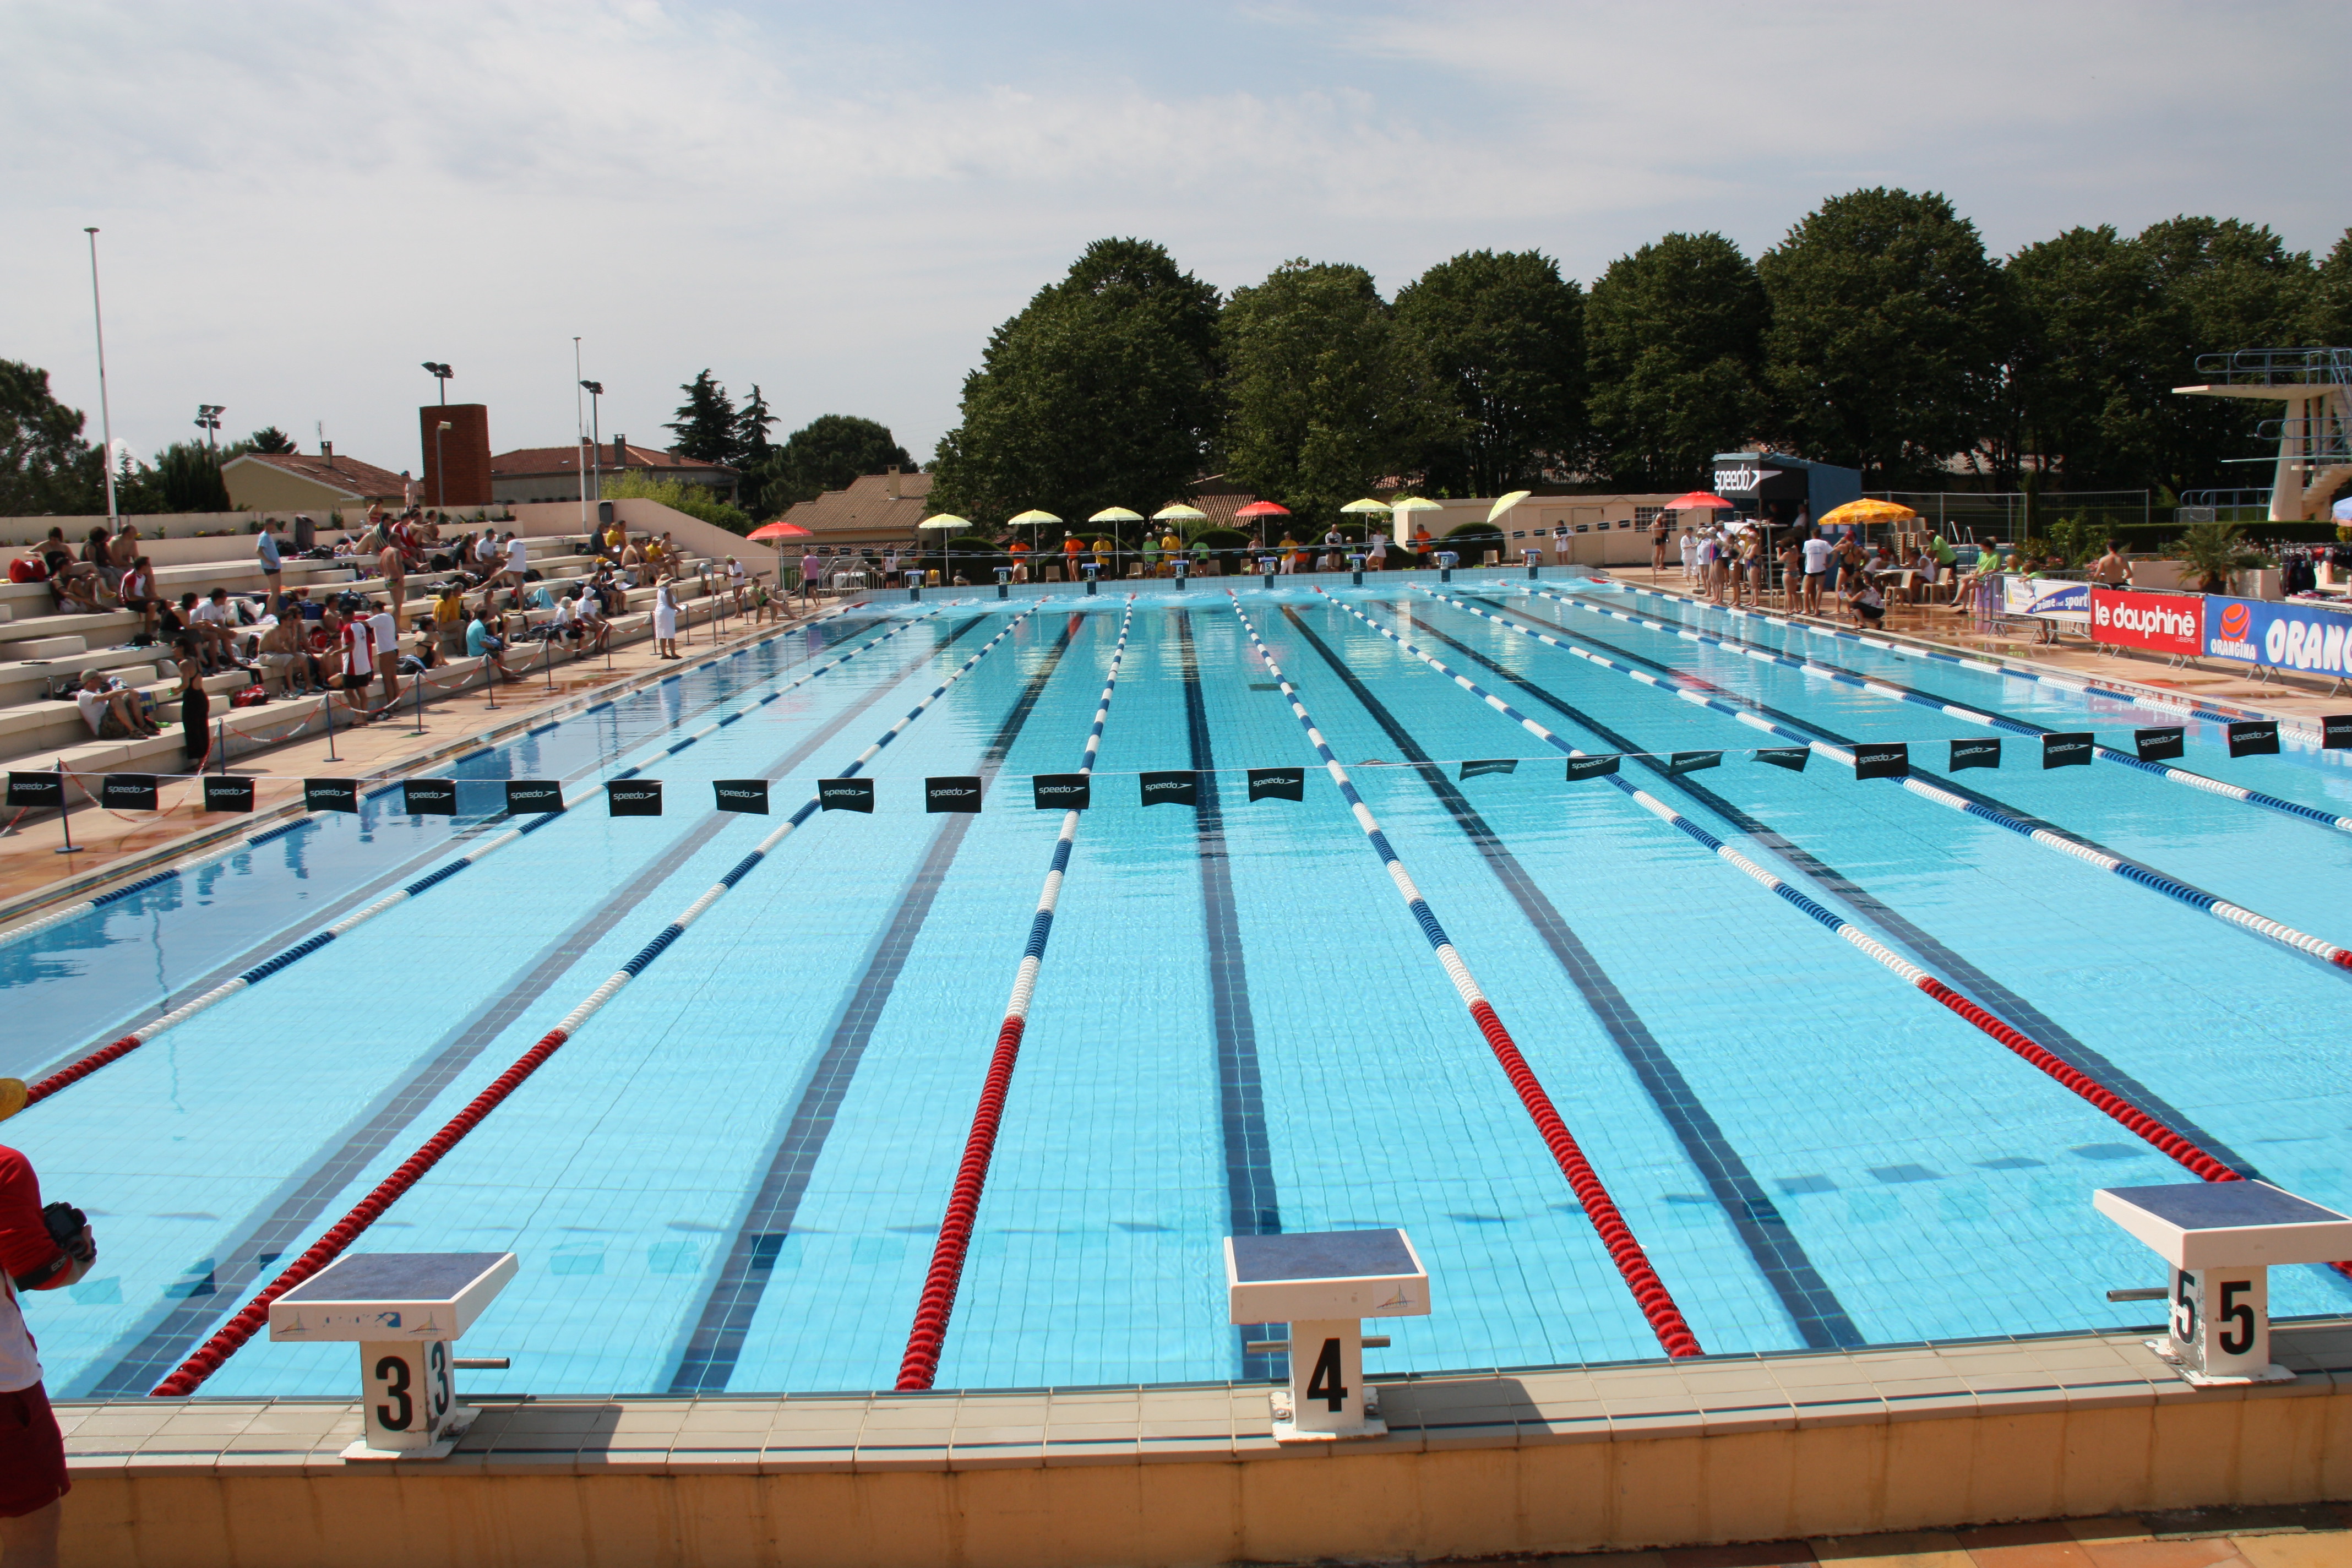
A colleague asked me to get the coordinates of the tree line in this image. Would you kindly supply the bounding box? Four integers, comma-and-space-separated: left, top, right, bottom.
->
928, 192, 2352, 530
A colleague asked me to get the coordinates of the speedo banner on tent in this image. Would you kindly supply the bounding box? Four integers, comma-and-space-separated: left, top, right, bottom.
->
2002, 578, 2088, 617
2201, 596, 2352, 675
2089, 589, 2203, 656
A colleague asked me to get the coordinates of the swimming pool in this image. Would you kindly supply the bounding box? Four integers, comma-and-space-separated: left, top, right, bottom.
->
8, 576, 2350, 1401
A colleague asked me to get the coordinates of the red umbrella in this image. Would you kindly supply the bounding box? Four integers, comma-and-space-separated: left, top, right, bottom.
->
1233, 499, 1290, 546
747, 520, 812, 540
1664, 492, 1734, 511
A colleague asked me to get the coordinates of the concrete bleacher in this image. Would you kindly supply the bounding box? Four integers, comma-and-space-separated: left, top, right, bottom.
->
0, 531, 749, 776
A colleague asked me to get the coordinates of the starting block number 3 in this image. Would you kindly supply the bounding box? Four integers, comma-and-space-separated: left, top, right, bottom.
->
367, 1340, 455, 1447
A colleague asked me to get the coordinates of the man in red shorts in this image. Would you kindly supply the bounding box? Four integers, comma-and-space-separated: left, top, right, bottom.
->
2, 1076, 94, 1568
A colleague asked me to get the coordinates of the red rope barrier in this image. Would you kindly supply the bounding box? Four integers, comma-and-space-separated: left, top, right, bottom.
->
149, 1025, 573, 1396
896, 1016, 1026, 1389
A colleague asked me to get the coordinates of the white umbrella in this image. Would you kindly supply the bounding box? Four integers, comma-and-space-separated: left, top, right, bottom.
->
1389, 495, 1442, 554
919, 513, 969, 585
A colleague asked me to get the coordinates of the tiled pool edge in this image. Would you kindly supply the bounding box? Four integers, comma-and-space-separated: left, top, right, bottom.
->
54, 1319, 2352, 1566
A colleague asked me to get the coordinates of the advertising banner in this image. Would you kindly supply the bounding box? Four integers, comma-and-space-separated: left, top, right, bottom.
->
2089, 589, 2203, 656
2202, 596, 2352, 675
2002, 577, 2089, 618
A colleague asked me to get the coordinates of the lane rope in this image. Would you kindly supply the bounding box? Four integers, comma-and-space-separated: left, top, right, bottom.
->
1539, 582, 2351, 834
1316, 587, 2244, 1186
1450, 585, 2352, 975
147, 605, 1044, 1397
897, 597, 1138, 1391
17, 611, 955, 1107
1232, 590, 1703, 1358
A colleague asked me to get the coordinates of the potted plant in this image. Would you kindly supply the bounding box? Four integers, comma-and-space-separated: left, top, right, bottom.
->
2164, 519, 2270, 594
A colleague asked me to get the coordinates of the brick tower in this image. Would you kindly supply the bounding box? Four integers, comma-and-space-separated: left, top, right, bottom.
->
418, 404, 492, 509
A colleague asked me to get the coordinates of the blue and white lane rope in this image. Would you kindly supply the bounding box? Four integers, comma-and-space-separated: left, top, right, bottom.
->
19, 607, 960, 1107
901, 597, 1137, 1391
1589, 574, 2320, 741
1527, 582, 2351, 835
1312, 589, 2244, 1182
1419, 585, 2352, 975
1229, 591, 1704, 1357
154, 602, 1039, 1396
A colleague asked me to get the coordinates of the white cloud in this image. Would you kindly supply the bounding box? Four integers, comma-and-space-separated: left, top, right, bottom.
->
3, 0, 2344, 487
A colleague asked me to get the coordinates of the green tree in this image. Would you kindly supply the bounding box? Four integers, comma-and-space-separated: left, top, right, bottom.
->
1393, 250, 1585, 495
1218, 259, 1453, 524
151, 441, 231, 512
1585, 232, 1768, 489
0, 359, 104, 515
243, 425, 296, 454
666, 369, 740, 465
2137, 216, 2317, 494
760, 414, 914, 514
599, 469, 754, 536
2307, 227, 2352, 346
1757, 188, 2008, 485
930, 237, 1222, 525
733, 384, 778, 487
1999, 225, 2172, 489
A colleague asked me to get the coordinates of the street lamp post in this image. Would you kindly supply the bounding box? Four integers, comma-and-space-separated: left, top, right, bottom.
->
572, 337, 587, 532
84, 227, 119, 529
421, 362, 451, 404
580, 380, 603, 505
435, 421, 453, 511
195, 404, 224, 450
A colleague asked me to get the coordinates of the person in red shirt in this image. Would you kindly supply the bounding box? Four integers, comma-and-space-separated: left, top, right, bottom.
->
2, 1077, 95, 1567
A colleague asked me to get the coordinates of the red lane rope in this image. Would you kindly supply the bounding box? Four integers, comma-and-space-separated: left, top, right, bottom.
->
899, 1016, 1027, 1388
1468, 999, 1700, 1352
150, 1025, 572, 1395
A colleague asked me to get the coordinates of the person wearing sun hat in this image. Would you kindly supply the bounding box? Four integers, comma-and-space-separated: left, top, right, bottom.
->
1, 1077, 93, 1567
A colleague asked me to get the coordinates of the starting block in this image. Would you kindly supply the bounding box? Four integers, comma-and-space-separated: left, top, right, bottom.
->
2094, 1183, 2352, 1386
1227, 1228, 1428, 1441
269, 1251, 517, 1458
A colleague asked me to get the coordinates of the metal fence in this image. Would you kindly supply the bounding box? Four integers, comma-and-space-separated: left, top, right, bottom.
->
1863, 491, 2153, 548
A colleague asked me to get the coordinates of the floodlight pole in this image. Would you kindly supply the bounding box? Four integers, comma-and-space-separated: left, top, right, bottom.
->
574, 338, 587, 531
84, 228, 119, 530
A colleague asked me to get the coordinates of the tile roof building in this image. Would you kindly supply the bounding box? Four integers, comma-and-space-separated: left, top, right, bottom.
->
491, 437, 739, 504
221, 447, 411, 513
776, 469, 933, 547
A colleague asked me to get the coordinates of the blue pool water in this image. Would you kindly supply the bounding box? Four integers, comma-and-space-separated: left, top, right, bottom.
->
7, 577, 2349, 1399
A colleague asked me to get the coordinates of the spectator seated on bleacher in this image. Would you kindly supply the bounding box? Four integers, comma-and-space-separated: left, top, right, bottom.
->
75, 669, 161, 741
254, 613, 320, 697
465, 605, 524, 683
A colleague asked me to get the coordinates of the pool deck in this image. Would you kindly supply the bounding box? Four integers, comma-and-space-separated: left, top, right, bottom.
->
52, 1318, 2352, 1566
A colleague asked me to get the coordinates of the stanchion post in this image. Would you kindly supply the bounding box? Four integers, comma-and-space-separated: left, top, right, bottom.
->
414, 671, 427, 734
52, 758, 82, 854
323, 687, 338, 761
485, 656, 497, 711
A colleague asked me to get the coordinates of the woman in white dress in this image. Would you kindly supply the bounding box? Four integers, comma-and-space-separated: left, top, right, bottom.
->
654, 579, 680, 660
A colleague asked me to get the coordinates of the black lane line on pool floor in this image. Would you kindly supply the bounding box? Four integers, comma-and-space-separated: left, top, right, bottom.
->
667, 613, 1089, 1395
1174, 608, 1287, 1381
79, 617, 996, 1399
1447, 596, 2266, 1179
1281, 606, 1862, 1351
22, 613, 894, 1088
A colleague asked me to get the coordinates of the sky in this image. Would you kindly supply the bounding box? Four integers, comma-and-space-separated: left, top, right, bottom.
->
5, 1, 2348, 481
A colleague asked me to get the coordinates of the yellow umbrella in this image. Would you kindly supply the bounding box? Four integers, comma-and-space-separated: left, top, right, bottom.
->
1150, 504, 1206, 521
1486, 489, 1532, 523
1339, 498, 1391, 513
1817, 499, 1918, 527
1091, 507, 1144, 523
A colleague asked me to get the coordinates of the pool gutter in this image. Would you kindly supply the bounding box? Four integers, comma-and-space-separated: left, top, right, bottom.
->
53, 1317, 2352, 1565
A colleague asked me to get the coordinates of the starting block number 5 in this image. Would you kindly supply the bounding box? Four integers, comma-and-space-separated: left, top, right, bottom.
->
2170, 1268, 2268, 1380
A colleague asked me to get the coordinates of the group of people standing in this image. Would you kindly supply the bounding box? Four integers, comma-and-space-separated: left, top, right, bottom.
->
1673, 519, 1969, 628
